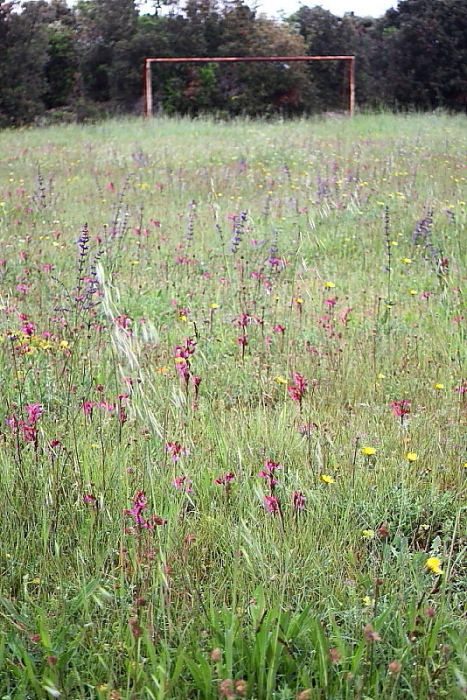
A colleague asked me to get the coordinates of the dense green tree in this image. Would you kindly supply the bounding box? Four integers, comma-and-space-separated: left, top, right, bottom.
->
76, 0, 140, 107
43, 0, 78, 108
289, 6, 359, 110
218, 11, 313, 116
2, 0, 467, 126
375, 0, 467, 109
0, 1, 50, 126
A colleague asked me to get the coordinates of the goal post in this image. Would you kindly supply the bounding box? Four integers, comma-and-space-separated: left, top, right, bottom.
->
144, 55, 355, 118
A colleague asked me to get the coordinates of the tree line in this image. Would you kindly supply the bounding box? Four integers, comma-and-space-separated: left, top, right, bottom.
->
1, 0, 467, 127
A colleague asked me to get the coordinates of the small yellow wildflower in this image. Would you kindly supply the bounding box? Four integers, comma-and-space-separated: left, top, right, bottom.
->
425, 557, 443, 575
294, 297, 303, 305
406, 452, 419, 462
401, 258, 412, 263
59, 340, 69, 349
408, 289, 418, 295
210, 303, 219, 309
361, 529, 375, 539
362, 596, 374, 606
376, 373, 385, 379
434, 383, 444, 390
320, 474, 336, 484
324, 281, 336, 288
274, 377, 287, 384
361, 447, 376, 456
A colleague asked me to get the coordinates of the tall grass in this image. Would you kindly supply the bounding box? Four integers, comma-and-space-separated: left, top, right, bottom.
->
0, 112, 465, 699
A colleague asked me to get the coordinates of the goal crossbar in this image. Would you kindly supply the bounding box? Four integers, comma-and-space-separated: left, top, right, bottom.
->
144, 55, 355, 117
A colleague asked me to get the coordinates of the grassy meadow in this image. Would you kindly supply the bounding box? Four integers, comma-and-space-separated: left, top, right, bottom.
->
0, 112, 466, 699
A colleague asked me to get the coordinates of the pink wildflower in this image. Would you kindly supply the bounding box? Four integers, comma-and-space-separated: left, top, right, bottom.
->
264, 495, 280, 513
21, 322, 35, 336
83, 494, 97, 504
82, 400, 94, 416
297, 424, 317, 437
391, 399, 410, 419
214, 472, 235, 485
166, 441, 190, 461
124, 490, 167, 530
291, 490, 306, 510
339, 307, 352, 325
288, 372, 308, 410
173, 476, 193, 492
25, 403, 43, 424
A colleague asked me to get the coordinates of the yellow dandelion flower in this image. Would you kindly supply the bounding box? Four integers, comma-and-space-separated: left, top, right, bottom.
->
210, 303, 219, 309
425, 557, 443, 575
361, 447, 376, 456
406, 452, 419, 462
434, 383, 444, 390
274, 377, 287, 384
361, 529, 375, 539
320, 474, 336, 484
294, 297, 303, 305
377, 373, 385, 379
408, 289, 418, 295
324, 281, 336, 288
401, 258, 412, 264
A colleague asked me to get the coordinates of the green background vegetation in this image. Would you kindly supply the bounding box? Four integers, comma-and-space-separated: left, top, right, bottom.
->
1, 0, 467, 126
0, 113, 465, 697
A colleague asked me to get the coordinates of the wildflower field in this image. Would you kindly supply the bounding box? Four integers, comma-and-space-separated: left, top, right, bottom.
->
0, 112, 466, 699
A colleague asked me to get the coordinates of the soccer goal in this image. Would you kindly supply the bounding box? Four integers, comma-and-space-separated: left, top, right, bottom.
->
144, 55, 355, 118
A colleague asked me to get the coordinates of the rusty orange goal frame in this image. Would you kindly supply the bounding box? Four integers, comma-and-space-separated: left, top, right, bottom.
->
144, 55, 355, 118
